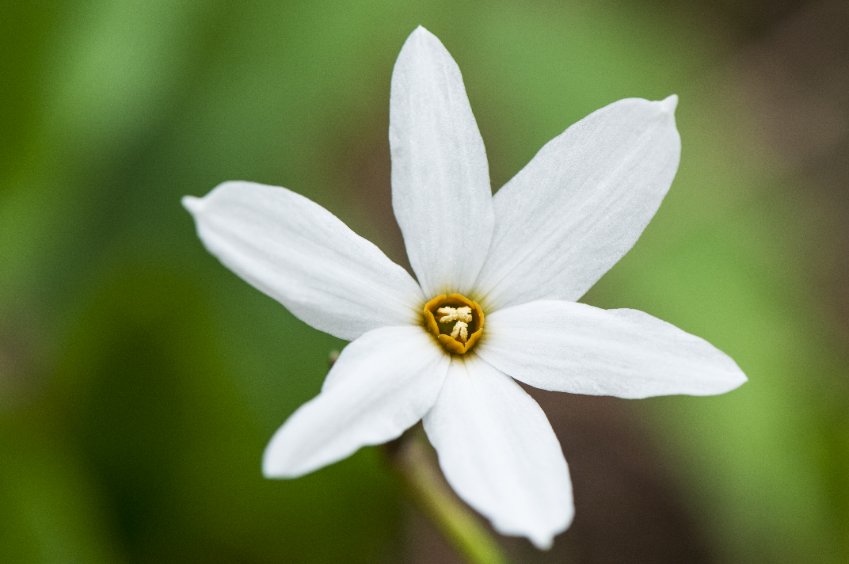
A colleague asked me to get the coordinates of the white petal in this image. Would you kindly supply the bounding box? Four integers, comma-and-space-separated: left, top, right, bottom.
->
423, 357, 573, 549
475, 96, 681, 309
184, 181, 424, 341
390, 27, 494, 296
263, 326, 449, 478
477, 300, 747, 398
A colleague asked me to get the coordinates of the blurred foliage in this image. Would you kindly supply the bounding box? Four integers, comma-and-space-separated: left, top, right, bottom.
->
1, 1, 846, 563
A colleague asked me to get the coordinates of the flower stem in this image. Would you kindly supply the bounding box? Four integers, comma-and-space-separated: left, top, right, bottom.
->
384, 429, 509, 564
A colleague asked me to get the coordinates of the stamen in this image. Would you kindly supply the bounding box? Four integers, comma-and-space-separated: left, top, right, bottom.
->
450, 321, 469, 342
437, 306, 472, 324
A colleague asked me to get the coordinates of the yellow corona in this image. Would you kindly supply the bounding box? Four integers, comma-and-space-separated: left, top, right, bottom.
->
422, 293, 485, 354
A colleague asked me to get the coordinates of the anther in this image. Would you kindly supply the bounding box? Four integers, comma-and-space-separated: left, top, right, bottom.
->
450, 321, 469, 342
437, 306, 472, 324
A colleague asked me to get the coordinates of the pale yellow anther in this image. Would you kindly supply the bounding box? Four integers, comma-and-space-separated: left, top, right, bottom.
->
437, 306, 472, 324
450, 321, 469, 342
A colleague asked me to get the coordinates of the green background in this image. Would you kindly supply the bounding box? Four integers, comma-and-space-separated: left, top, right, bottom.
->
2, 1, 847, 562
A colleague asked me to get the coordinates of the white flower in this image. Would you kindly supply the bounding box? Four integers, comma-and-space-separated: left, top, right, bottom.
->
183, 26, 746, 549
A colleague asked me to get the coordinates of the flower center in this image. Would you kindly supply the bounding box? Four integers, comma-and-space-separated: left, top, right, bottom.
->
423, 293, 485, 355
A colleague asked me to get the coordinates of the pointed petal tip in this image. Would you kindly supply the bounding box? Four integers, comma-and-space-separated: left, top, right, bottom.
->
658, 94, 679, 113
495, 517, 569, 550
728, 368, 749, 390
710, 357, 748, 395
524, 508, 572, 550
526, 533, 556, 550
261, 446, 299, 479
261, 448, 279, 478
405, 25, 437, 47
261, 463, 284, 479
677, 357, 748, 397
262, 465, 295, 480
181, 195, 202, 215
262, 433, 291, 478
530, 534, 555, 551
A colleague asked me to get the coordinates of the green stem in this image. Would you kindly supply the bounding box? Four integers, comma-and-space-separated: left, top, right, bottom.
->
384, 429, 509, 564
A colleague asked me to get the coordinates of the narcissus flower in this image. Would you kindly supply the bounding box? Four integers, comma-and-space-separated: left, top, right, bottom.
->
183, 26, 746, 549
